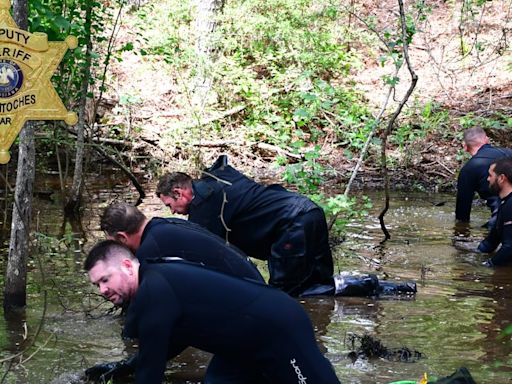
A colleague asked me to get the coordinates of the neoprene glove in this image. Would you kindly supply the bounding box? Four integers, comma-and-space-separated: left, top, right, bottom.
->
85, 354, 136, 382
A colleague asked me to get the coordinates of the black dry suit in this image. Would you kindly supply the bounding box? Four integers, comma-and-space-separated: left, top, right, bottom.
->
187, 155, 334, 296
456, 144, 512, 225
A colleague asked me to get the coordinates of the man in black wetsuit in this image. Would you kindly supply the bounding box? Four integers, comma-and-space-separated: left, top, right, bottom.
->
478, 157, 512, 266
100, 203, 263, 282
156, 155, 334, 297
456, 127, 512, 228
84, 240, 341, 384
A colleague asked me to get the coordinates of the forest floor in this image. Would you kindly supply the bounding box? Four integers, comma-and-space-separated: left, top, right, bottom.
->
98, 0, 512, 193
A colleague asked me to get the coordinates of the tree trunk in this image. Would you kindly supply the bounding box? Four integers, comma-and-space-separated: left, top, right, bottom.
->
65, 3, 93, 215
194, 0, 225, 56
4, 0, 34, 310
4, 123, 35, 310
191, 0, 226, 109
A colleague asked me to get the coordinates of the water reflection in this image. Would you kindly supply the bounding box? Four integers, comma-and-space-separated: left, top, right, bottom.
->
1, 309, 29, 384
459, 267, 512, 367
0, 182, 510, 383
328, 191, 511, 383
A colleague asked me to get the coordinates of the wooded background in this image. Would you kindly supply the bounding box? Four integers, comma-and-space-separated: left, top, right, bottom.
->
2, 0, 511, 309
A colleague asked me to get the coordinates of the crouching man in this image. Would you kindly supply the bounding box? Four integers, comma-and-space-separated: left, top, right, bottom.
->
84, 240, 341, 384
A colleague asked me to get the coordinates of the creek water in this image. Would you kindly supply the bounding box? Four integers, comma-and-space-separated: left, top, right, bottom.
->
0, 175, 510, 384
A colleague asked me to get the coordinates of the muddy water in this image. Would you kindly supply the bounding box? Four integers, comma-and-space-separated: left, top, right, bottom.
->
0, 180, 510, 384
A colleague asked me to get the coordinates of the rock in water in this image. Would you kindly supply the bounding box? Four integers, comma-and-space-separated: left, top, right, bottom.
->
49, 372, 86, 384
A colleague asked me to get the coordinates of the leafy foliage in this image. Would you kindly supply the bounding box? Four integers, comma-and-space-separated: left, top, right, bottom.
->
212, 1, 372, 148
29, 0, 110, 106
280, 144, 372, 235
24, 0, 113, 174
118, 0, 379, 232
21, 0, 512, 215
391, 101, 451, 148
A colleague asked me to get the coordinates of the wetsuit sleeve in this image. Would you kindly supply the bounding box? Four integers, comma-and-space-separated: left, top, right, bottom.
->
127, 272, 183, 384
455, 164, 475, 222
478, 226, 500, 253
489, 212, 512, 266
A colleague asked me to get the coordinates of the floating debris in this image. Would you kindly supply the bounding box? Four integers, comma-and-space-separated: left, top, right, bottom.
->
346, 333, 423, 363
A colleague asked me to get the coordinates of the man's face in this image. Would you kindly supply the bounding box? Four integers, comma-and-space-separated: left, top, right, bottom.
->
88, 258, 136, 306
160, 188, 191, 215
488, 164, 501, 195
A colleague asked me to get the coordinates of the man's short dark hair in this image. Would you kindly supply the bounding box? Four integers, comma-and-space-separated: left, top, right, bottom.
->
463, 127, 487, 146
84, 240, 135, 271
156, 172, 192, 197
492, 157, 512, 183
100, 203, 146, 236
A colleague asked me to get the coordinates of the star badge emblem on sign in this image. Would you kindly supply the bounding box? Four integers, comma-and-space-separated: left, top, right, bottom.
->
0, 0, 78, 164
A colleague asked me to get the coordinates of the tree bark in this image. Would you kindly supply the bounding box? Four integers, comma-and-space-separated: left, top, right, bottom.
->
65, 2, 93, 215
193, 0, 225, 56
191, 0, 226, 109
4, 122, 34, 310
4, 0, 33, 310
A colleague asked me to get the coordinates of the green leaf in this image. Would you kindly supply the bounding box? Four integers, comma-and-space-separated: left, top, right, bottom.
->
119, 42, 135, 52
293, 108, 311, 120
54, 15, 71, 29
302, 93, 318, 102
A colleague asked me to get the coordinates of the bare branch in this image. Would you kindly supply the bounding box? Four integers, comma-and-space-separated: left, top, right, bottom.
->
378, 0, 419, 243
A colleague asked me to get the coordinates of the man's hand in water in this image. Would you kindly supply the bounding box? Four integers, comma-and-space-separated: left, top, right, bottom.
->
85, 355, 136, 382
451, 237, 481, 253
481, 258, 494, 268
